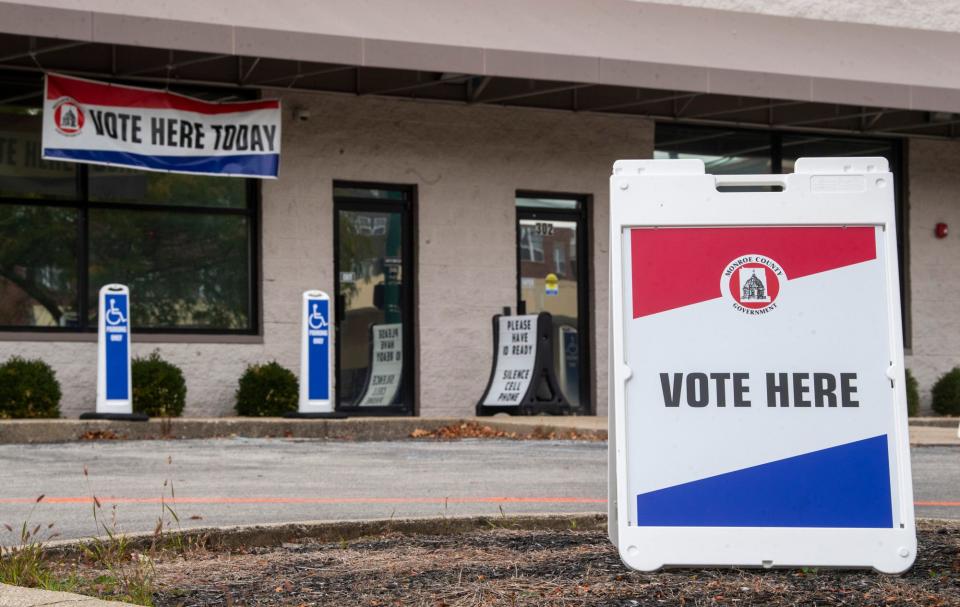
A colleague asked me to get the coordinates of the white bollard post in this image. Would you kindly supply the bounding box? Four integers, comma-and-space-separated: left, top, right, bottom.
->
81, 284, 147, 420
285, 290, 345, 418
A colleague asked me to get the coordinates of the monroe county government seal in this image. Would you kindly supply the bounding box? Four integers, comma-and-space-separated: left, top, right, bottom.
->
720, 254, 786, 315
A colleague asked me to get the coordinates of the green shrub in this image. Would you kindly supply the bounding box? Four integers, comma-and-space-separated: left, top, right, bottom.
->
931, 367, 960, 416
132, 351, 186, 417
0, 357, 61, 419
235, 361, 298, 416
905, 368, 920, 417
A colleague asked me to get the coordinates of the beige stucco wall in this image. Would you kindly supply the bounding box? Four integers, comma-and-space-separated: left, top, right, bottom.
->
0, 94, 653, 417
906, 138, 960, 412
7, 88, 956, 418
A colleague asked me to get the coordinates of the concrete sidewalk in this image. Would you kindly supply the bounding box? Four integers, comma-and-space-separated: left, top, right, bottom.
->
0, 584, 136, 606
909, 424, 960, 445
0, 415, 955, 444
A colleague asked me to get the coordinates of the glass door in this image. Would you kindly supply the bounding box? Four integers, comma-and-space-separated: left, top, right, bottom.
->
334, 184, 414, 415
516, 193, 590, 412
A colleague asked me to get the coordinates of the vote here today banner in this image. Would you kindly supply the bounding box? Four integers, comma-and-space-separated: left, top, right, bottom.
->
42, 73, 281, 179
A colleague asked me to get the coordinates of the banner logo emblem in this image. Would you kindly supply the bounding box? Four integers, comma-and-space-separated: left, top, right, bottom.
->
721, 254, 785, 315
53, 98, 84, 136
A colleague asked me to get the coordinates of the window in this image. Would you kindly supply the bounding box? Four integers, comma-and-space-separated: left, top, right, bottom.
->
0, 91, 258, 334
655, 124, 900, 178
515, 196, 580, 210
654, 126, 771, 174
655, 124, 908, 347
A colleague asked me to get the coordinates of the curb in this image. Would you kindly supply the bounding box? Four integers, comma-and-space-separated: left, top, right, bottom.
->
0, 417, 607, 444
908, 417, 959, 428
43, 512, 608, 557
1, 417, 954, 445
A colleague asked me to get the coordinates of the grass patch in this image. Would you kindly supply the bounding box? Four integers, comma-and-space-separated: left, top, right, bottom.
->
1, 458, 194, 606
0, 495, 64, 590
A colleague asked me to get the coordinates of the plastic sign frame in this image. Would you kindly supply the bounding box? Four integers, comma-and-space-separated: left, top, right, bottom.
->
608, 158, 915, 573
96, 284, 133, 415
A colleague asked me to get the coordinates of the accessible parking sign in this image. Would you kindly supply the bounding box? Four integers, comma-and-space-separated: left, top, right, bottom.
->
608, 158, 915, 572
94, 284, 135, 416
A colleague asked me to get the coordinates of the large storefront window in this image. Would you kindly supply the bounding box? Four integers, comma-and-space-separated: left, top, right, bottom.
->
0, 104, 257, 333
655, 124, 908, 346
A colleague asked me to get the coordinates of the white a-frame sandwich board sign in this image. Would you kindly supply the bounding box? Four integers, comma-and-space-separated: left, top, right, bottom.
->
608, 158, 915, 573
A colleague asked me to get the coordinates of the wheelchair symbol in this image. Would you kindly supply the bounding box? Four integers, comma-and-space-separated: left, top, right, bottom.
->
105, 298, 126, 326
308, 302, 328, 330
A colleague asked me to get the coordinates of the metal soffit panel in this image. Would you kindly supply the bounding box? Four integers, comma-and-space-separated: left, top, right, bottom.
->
0, 34, 957, 139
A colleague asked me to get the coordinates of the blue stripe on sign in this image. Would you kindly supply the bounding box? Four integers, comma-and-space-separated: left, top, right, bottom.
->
43, 149, 279, 177
307, 299, 330, 400
636, 435, 893, 528
104, 294, 129, 400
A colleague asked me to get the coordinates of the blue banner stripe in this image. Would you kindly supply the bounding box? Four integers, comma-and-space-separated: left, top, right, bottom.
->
636, 435, 893, 528
43, 148, 278, 177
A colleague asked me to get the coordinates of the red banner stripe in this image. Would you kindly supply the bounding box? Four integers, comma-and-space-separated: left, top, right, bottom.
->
46, 73, 279, 115
631, 226, 877, 318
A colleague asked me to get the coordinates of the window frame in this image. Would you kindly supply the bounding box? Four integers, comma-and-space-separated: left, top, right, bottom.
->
654, 123, 910, 349
515, 190, 593, 414
0, 164, 261, 336
332, 180, 418, 416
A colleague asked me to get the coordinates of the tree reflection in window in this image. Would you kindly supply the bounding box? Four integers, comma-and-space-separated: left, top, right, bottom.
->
0, 205, 79, 327
337, 212, 380, 307
519, 225, 544, 262
88, 210, 250, 329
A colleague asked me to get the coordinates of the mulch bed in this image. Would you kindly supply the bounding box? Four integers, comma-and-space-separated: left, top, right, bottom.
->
409, 421, 604, 441
64, 520, 960, 606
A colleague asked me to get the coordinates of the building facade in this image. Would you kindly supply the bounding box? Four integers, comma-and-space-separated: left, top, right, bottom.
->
1, 0, 959, 416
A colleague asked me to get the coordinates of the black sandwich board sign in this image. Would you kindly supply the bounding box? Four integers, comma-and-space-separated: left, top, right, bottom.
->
477, 312, 571, 415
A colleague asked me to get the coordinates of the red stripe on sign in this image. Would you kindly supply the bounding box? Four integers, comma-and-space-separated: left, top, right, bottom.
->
631, 226, 876, 318
45, 73, 279, 114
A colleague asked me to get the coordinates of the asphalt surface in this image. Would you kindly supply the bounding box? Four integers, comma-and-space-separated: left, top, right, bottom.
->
0, 439, 955, 544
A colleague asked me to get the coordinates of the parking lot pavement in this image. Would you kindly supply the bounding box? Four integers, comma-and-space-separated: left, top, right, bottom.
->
0, 438, 955, 543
